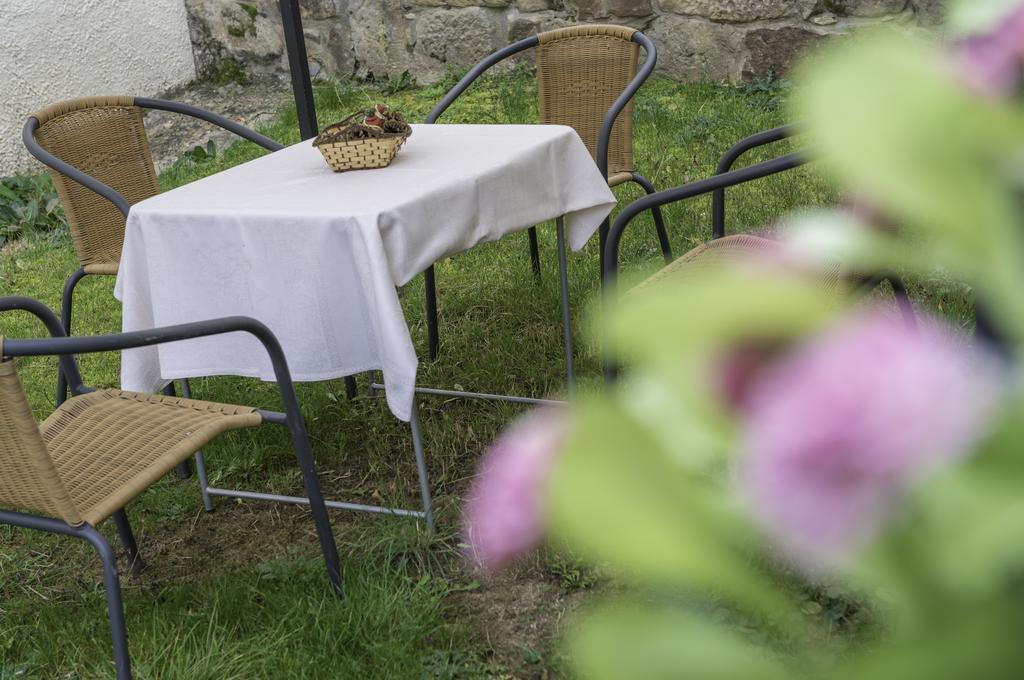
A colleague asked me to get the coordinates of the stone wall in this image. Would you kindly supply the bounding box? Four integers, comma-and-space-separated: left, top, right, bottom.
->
184, 0, 944, 86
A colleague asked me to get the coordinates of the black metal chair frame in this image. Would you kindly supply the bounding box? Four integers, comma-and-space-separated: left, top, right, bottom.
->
0, 296, 342, 680
602, 126, 914, 380
421, 30, 672, 360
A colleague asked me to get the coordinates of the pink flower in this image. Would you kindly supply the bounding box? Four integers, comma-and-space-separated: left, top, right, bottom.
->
955, 4, 1024, 96
716, 340, 788, 412
738, 309, 1001, 571
463, 410, 570, 571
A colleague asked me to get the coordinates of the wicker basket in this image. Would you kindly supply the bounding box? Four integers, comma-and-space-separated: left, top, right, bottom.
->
313, 117, 411, 172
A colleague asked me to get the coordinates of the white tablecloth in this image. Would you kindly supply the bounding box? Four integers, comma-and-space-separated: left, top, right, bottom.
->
115, 124, 616, 421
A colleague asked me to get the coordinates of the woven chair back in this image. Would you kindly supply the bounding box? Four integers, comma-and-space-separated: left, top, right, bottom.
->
0, 350, 82, 525
536, 25, 639, 177
31, 97, 160, 274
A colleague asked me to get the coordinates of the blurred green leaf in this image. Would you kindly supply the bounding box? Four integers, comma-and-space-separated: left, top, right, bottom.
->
794, 29, 1024, 337
617, 371, 733, 475
605, 265, 838, 367
947, 0, 1021, 35
548, 399, 799, 620
864, 400, 1024, 599
835, 601, 1024, 680
796, 30, 1022, 244
568, 600, 796, 680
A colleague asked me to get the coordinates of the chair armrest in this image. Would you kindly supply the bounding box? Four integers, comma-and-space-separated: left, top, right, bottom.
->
712, 124, 800, 238
22, 118, 131, 217
425, 36, 539, 123
714, 124, 799, 175
0, 298, 304, 424
603, 151, 809, 284
134, 98, 284, 152
0, 296, 84, 391
595, 32, 657, 179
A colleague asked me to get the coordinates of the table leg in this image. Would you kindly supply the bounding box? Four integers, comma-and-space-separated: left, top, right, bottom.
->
556, 217, 575, 393
162, 382, 193, 480
410, 404, 435, 535
176, 379, 214, 511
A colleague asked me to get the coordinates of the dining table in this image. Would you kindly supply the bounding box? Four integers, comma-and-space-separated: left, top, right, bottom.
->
115, 121, 615, 525
116, 123, 616, 423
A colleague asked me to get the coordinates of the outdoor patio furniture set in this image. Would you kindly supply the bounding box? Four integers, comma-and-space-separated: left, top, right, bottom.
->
0, 24, 911, 679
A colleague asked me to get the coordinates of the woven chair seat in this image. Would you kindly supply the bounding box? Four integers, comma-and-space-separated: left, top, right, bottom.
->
632, 233, 843, 293
38, 390, 261, 525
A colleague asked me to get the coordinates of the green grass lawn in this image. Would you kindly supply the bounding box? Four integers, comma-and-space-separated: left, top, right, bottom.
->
0, 69, 973, 679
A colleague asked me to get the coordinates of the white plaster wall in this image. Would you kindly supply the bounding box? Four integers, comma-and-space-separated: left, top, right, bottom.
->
0, 0, 196, 176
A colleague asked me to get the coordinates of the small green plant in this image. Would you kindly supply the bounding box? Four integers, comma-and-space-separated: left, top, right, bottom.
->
673, 112, 722, 147
237, 2, 258, 20
161, 140, 220, 179
545, 551, 599, 595
432, 67, 471, 97
422, 649, 510, 678
379, 71, 416, 96
738, 70, 791, 112
0, 173, 66, 247
203, 56, 249, 85
184, 139, 219, 164
315, 79, 357, 113
227, 2, 258, 38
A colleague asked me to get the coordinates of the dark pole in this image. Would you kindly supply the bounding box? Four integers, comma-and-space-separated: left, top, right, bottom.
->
279, 0, 318, 139
279, 0, 359, 398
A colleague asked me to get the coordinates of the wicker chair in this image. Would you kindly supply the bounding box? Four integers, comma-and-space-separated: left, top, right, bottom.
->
21, 97, 287, 402
0, 296, 341, 680
602, 126, 915, 379
422, 24, 672, 360
20, 96, 286, 479
21, 97, 363, 411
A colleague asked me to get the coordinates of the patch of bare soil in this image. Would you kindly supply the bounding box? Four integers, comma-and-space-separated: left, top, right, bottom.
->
447, 564, 595, 679
126, 499, 323, 590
